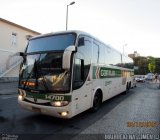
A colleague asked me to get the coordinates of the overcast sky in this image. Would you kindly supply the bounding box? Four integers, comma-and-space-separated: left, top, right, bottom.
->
1, 0, 160, 57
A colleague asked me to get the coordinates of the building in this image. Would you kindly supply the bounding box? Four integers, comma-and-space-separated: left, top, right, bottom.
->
0, 18, 40, 81
128, 51, 140, 59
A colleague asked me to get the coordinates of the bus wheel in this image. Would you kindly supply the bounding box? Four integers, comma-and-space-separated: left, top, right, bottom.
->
124, 83, 129, 94
91, 91, 102, 112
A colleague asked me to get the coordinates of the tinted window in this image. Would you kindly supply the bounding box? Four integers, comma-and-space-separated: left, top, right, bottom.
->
19, 52, 70, 92
112, 50, 121, 66
27, 33, 76, 53
73, 36, 92, 89
122, 55, 134, 69
73, 58, 84, 88
77, 36, 92, 80
99, 43, 105, 64
104, 46, 121, 66
93, 42, 99, 64
104, 45, 111, 65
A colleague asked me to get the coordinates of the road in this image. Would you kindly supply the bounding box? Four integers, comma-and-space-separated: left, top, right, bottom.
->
0, 81, 160, 140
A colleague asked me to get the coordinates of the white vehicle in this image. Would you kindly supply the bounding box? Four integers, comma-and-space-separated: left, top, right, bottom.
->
18, 31, 134, 118
135, 76, 145, 82
145, 73, 154, 80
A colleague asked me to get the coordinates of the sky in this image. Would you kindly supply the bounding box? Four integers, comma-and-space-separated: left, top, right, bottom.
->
0, 0, 160, 57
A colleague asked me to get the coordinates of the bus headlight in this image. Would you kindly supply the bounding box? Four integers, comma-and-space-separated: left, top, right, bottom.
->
18, 89, 25, 101
50, 101, 69, 107
18, 94, 24, 101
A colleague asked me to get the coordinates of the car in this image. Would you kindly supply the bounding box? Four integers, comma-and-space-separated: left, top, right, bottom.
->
145, 73, 154, 80
135, 76, 145, 82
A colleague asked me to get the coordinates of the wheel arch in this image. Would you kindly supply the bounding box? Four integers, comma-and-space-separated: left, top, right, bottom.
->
92, 87, 103, 107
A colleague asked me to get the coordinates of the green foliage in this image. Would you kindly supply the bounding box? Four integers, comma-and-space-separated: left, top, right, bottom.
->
132, 56, 159, 75
133, 56, 148, 75
148, 63, 156, 73
147, 56, 156, 73
155, 58, 160, 73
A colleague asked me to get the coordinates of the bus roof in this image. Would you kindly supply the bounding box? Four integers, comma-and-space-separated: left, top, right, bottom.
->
30, 30, 90, 40
29, 30, 133, 62
30, 30, 111, 50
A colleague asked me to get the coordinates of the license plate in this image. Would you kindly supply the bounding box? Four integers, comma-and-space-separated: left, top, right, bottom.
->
32, 107, 41, 113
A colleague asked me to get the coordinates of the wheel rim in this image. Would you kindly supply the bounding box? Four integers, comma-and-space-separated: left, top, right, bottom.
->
93, 94, 100, 109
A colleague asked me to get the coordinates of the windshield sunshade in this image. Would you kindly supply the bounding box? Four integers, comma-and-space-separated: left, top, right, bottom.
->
26, 33, 76, 53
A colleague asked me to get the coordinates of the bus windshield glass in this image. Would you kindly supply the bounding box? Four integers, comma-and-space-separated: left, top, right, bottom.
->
19, 52, 71, 93
26, 33, 76, 53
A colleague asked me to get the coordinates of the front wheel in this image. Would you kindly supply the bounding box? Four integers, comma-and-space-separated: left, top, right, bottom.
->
91, 91, 102, 112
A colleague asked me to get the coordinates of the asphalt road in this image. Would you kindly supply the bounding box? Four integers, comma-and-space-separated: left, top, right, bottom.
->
0, 81, 160, 140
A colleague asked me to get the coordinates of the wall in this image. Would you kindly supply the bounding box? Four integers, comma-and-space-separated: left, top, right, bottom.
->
0, 20, 40, 79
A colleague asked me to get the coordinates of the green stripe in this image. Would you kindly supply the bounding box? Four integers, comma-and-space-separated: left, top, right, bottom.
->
92, 66, 133, 79
99, 67, 121, 78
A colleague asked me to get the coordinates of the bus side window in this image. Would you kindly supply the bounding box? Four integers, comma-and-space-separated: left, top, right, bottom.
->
73, 58, 84, 89
93, 42, 99, 64
99, 43, 105, 64
73, 35, 92, 90
78, 37, 84, 46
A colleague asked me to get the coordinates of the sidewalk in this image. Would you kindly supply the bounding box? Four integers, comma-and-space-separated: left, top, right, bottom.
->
0, 81, 18, 95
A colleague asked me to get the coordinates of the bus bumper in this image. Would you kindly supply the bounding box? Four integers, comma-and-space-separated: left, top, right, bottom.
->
18, 99, 73, 119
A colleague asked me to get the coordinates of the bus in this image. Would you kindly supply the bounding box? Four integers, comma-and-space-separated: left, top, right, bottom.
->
18, 30, 134, 118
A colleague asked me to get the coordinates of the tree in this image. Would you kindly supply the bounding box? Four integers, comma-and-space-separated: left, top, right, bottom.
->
147, 56, 156, 73
133, 56, 148, 75
155, 58, 160, 73
131, 55, 159, 75
148, 63, 156, 73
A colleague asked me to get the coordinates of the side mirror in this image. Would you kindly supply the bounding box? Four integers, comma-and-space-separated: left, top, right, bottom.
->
9, 52, 25, 57
78, 37, 84, 46
19, 52, 25, 56
62, 45, 76, 70
15, 52, 26, 62
18, 52, 26, 61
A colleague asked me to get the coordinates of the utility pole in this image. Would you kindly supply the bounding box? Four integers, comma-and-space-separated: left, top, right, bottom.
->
66, 1, 75, 30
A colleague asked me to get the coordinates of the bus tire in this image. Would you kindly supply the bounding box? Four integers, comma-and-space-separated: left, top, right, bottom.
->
129, 82, 131, 89
124, 83, 129, 94
91, 91, 102, 112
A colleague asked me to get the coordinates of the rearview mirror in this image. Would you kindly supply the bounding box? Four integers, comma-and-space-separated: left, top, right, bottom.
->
62, 45, 76, 70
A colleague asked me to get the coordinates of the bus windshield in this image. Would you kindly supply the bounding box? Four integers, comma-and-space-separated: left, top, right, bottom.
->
19, 33, 76, 93
19, 52, 71, 93
26, 33, 76, 53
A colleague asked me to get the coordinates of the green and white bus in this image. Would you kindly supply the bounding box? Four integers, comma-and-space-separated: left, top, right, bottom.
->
18, 30, 134, 118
